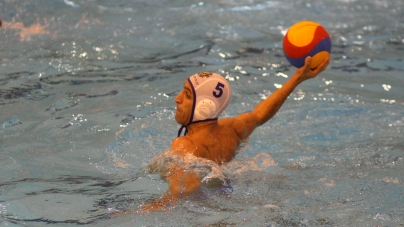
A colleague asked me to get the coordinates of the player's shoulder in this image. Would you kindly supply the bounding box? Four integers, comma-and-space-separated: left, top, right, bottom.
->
170, 135, 196, 153
218, 116, 248, 128
218, 117, 249, 140
218, 117, 238, 126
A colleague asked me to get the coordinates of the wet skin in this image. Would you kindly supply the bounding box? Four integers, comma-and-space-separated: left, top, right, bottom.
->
114, 56, 330, 215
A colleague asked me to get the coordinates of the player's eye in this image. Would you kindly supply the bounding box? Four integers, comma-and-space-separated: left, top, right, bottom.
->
185, 91, 191, 99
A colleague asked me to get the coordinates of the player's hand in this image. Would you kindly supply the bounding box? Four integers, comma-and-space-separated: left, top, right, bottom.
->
295, 56, 330, 82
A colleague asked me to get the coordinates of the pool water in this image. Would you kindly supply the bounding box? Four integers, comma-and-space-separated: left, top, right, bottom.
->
1, 0, 404, 226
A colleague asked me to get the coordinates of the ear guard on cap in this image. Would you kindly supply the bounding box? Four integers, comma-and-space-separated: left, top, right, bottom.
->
194, 98, 217, 121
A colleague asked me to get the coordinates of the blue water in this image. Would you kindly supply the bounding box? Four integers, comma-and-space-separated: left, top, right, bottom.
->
1, 0, 404, 226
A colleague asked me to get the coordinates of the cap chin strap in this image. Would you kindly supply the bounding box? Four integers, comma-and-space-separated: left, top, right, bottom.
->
177, 118, 218, 137
177, 125, 188, 137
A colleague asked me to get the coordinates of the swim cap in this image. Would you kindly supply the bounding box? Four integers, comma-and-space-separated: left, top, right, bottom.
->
187, 72, 231, 124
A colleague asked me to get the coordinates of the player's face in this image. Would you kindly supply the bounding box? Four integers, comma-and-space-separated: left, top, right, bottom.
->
174, 80, 194, 125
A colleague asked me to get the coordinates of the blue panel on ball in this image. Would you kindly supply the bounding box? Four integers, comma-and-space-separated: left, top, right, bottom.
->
309, 38, 331, 56
285, 38, 331, 68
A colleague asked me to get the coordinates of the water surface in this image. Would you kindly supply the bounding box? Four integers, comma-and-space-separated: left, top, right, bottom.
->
1, 0, 404, 226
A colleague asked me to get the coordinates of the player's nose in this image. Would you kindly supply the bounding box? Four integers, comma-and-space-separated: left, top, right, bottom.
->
174, 91, 182, 104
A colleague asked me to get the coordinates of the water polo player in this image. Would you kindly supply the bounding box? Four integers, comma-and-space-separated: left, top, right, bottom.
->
107, 56, 329, 216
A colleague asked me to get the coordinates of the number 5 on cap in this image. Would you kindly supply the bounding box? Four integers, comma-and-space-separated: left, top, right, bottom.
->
213, 82, 225, 98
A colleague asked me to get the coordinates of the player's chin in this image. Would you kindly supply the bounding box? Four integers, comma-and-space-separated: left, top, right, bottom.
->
174, 114, 182, 124
175, 114, 188, 125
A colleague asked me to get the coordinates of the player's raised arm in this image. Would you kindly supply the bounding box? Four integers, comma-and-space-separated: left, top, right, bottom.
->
232, 56, 330, 141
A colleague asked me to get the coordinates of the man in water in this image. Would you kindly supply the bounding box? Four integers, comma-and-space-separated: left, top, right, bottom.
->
132, 56, 329, 213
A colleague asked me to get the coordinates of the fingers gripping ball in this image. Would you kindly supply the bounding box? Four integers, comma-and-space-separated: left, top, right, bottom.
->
283, 21, 331, 69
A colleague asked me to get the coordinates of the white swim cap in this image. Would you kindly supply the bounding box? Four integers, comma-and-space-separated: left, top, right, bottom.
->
187, 72, 231, 124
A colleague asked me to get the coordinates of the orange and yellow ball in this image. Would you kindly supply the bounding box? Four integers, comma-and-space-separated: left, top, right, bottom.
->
283, 21, 331, 69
